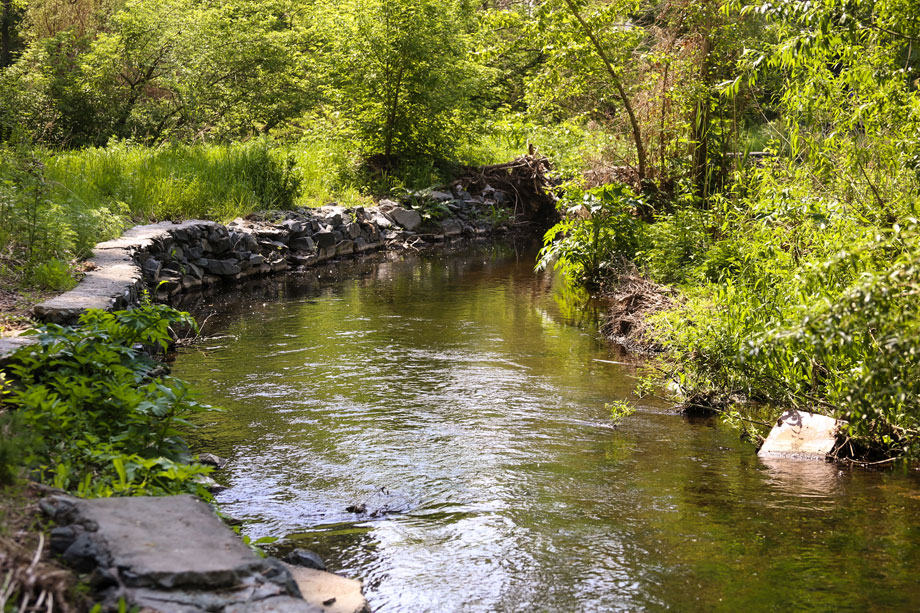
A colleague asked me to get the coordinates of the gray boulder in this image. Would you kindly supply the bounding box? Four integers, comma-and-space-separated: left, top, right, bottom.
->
204, 259, 241, 276
142, 258, 162, 281
440, 219, 463, 236
369, 211, 393, 229
387, 207, 422, 232
285, 550, 326, 571
211, 236, 232, 254
314, 231, 336, 249
281, 220, 305, 235
429, 190, 453, 202
289, 236, 316, 252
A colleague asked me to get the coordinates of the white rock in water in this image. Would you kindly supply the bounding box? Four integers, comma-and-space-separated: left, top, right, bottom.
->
758, 410, 840, 460
284, 564, 370, 613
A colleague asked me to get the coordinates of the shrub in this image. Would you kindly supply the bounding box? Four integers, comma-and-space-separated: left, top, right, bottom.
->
638, 208, 713, 285
0, 147, 78, 278
2, 305, 214, 497
537, 182, 645, 287
31, 259, 77, 291
754, 238, 920, 457
649, 222, 920, 457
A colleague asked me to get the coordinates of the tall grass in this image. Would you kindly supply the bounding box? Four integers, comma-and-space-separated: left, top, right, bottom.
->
286, 140, 368, 208
45, 140, 301, 222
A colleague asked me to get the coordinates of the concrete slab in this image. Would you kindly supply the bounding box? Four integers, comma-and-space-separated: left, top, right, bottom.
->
284, 565, 370, 613
33, 266, 142, 324
758, 409, 840, 460
41, 495, 321, 612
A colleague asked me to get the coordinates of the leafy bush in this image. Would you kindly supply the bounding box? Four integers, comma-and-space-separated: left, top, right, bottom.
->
648, 217, 920, 456
537, 183, 644, 287
2, 305, 215, 496
750, 234, 920, 456
31, 259, 77, 291
0, 148, 78, 280
638, 208, 713, 285
0, 416, 25, 487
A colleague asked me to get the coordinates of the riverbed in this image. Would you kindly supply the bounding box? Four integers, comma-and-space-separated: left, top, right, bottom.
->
171, 240, 920, 611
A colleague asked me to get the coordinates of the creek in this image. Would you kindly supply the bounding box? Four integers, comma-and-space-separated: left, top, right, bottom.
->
171, 240, 920, 612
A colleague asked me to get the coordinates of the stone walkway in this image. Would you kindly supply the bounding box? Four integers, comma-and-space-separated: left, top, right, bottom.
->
2, 221, 215, 361
33, 220, 214, 325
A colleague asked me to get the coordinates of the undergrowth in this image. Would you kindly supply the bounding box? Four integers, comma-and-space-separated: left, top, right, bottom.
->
45, 139, 303, 221
0, 139, 302, 288
541, 163, 920, 459
0, 304, 215, 496
0, 123, 538, 289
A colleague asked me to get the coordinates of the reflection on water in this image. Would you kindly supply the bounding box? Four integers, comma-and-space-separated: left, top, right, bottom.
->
759, 457, 845, 505
172, 240, 920, 612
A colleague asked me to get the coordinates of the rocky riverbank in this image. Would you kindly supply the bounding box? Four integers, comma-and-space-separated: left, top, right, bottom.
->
28, 190, 516, 328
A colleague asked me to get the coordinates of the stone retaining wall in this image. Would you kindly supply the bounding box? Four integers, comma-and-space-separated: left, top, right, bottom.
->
32, 190, 508, 326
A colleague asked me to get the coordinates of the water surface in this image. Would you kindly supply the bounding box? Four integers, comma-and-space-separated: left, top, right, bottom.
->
172, 241, 920, 612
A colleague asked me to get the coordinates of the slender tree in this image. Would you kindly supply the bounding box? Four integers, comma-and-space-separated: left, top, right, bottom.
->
560, 0, 646, 184
1, 0, 15, 67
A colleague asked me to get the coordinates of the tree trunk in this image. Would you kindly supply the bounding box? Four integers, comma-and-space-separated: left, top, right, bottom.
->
690, 34, 712, 200
1, 0, 13, 68
562, 0, 647, 185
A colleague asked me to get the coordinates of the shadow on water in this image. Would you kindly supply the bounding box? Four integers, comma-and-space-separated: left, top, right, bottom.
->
171, 239, 920, 612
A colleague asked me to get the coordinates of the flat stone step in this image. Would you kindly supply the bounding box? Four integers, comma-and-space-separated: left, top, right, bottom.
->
41, 494, 323, 612
33, 249, 142, 324
758, 409, 841, 460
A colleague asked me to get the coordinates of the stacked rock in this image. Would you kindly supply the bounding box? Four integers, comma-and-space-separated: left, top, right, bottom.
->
32, 186, 514, 324
133, 191, 507, 301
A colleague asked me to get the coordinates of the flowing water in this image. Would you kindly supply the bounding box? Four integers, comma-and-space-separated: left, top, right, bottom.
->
171, 240, 920, 612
